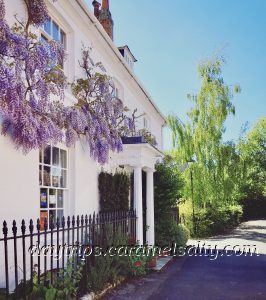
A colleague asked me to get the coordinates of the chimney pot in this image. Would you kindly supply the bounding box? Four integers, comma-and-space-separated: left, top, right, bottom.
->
98, 0, 114, 40
102, 0, 109, 10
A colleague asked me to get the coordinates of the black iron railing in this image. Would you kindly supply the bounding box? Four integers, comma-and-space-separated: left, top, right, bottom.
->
0, 210, 136, 299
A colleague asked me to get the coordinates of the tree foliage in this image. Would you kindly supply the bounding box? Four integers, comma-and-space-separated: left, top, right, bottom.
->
168, 57, 241, 208
238, 117, 266, 219
154, 159, 185, 245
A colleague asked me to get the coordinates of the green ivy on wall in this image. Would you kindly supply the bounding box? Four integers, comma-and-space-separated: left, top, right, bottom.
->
99, 171, 130, 212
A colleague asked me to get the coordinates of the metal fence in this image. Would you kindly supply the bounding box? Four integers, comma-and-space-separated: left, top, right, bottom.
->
0, 210, 137, 299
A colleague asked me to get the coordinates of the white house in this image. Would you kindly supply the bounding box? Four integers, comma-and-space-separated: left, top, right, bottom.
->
0, 0, 165, 256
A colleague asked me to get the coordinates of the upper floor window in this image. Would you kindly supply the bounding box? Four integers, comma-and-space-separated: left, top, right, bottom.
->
113, 87, 119, 99
143, 117, 148, 129
42, 17, 66, 49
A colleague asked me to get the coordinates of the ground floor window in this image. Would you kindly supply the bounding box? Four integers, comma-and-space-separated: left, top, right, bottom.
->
39, 145, 68, 229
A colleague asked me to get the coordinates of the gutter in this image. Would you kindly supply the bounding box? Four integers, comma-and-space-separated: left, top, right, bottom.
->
75, 0, 167, 124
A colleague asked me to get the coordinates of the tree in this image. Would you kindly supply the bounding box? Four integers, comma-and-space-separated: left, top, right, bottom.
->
168, 57, 241, 208
154, 159, 184, 245
0, 0, 134, 164
238, 117, 266, 219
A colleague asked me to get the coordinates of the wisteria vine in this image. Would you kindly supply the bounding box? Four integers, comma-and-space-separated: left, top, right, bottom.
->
0, 0, 135, 164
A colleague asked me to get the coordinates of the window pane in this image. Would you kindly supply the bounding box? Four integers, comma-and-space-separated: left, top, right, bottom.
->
49, 210, 56, 226
57, 210, 64, 223
41, 34, 48, 43
57, 190, 64, 208
44, 145, 51, 165
60, 30, 66, 48
40, 211, 48, 231
52, 168, 60, 187
43, 166, 51, 186
39, 150, 43, 163
40, 188, 48, 208
60, 149, 67, 168
49, 189, 56, 208
52, 147, 60, 166
44, 17, 51, 35
52, 21, 59, 41
60, 169, 67, 188
39, 165, 42, 186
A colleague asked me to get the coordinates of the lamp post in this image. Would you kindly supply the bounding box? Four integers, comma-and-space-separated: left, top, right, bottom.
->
187, 159, 196, 234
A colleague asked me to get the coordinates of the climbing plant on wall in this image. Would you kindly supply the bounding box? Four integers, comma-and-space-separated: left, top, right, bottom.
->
0, 0, 135, 164
98, 171, 130, 212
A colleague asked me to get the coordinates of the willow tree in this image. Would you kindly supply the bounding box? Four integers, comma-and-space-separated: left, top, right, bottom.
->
168, 57, 241, 207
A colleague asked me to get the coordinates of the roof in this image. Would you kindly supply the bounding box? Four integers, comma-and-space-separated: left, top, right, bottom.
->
76, 0, 167, 124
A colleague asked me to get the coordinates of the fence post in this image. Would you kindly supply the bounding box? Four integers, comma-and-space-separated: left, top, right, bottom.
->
62, 216, 65, 271
49, 217, 54, 285
76, 215, 80, 264
29, 219, 34, 290
36, 218, 41, 284
56, 217, 60, 278
67, 216, 70, 256
44, 218, 48, 285
3, 221, 9, 298
21, 219, 26, 300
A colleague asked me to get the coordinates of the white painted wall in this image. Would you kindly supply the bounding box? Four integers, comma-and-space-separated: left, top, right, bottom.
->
0, 0, 165, 222
0, 0, 165, 288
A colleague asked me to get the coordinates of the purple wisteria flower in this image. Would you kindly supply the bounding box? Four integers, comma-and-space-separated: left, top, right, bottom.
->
0, 0, 135, 164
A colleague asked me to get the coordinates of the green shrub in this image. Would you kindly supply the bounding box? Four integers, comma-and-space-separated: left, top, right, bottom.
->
86, 226, 129, 292
174, 224, 190, 247
127, 255, 148, 277
154, 160, 184, 247
192, 204, 243, 237
156, 218, 190, 247
98, 171, 130, 212
239, 196, 266, 220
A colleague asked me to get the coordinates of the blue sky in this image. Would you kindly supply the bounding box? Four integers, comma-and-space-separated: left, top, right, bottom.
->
87, 0, 266, 149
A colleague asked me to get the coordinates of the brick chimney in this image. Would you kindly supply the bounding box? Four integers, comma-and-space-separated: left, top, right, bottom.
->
102, 0, 109, 9
92, 0, 114, 41
92, 0, 101, 19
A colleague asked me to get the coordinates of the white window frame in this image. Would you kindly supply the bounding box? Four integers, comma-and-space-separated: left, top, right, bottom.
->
41, 17, 67, 49
39, 16, 68, 75
39, 145, 69, 228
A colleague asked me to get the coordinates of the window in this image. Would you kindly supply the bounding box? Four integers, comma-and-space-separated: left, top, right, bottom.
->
41, 17, 66, 68
42, 17, 66, 48
112, 87, 119, 99
39, 145, 68, 229
143, 117, 148, 129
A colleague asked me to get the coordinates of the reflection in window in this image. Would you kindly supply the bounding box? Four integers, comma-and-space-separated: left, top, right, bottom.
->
52, 147, 60, 166
52, 21, 59, 41
44, 145, 51, 165
43, 166, 51, 186
44, 17, 51, 35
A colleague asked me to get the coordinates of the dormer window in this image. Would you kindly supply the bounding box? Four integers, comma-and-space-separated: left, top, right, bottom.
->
118, 45, 137, 71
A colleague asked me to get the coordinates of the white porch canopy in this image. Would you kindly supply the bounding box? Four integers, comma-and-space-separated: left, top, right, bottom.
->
110, 142, 163, 246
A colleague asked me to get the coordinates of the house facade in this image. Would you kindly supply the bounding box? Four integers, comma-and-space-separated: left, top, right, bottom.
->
0, 0, 165, 256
